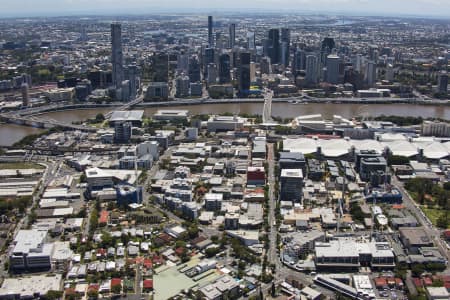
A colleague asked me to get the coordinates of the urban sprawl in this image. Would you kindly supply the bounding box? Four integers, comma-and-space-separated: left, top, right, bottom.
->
0, 13, 450, 300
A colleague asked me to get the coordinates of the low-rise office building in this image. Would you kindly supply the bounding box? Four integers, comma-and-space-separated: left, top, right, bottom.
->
314, 239, 395, 270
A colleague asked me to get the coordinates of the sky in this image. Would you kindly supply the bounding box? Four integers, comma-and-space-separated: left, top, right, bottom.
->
1, 0, 450, 18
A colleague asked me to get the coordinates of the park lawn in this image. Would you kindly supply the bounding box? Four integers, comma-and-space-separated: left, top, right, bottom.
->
421, 206, 450, 229
0, 162, 45, 169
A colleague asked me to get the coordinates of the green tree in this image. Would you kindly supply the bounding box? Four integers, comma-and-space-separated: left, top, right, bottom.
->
87, 289, 98, 299
95, 113, 105, 123
411, 264, 425, 277
41, 290, 63, 300
443, 182, 450, 191
205, 247, 220, 258
111, 284, 122, 294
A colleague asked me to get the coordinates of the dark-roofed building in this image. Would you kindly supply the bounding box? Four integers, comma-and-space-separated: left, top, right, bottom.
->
399, 227, 434, 254
391, 215, 418, 229
279, 152, 306, 174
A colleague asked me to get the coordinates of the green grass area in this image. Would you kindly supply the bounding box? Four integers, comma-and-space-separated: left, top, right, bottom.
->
421, 206, 450, 229
0, 162, 45, 169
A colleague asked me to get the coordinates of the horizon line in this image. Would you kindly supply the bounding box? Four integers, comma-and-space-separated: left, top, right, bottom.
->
1, 8, 450, 20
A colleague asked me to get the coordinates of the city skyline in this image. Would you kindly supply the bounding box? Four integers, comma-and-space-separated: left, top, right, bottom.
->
1, 0, 450, 18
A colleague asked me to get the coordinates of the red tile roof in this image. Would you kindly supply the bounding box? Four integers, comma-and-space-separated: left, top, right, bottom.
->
99, 211, 109, 224
88, 284, 99, 292
423, 277, 433, 286
144, 259, 153, 269
111, 278, 122, 288
374, 277, 387, 287
143, 279, 153, 290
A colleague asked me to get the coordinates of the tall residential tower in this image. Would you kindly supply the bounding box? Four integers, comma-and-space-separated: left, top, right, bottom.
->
111, 23, 124, 88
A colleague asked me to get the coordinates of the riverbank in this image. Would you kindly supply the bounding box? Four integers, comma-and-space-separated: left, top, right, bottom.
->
2, 101, 450, 146
14, 97, 450, 117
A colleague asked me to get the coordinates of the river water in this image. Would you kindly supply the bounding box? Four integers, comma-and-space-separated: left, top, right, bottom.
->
1, 102, 449, 146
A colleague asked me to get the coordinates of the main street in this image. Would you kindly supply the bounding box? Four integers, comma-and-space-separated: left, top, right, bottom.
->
266, 144, 279, 276
261, 143, 328, 297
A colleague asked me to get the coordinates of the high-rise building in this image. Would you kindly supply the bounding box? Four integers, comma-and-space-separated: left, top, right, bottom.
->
203, 48, 215, 76
114, 122, 132, 143
111, 23, 124, 88
208, 16, 214, 47
188, 56, 201, 83
21, 82, 29, 107
238, 52, 251, 94
321, 37, 335, 64
75, 80, 92, 101
369, 45, 379, 61
355, 53, 363, 73
250, 62, 256, 82
190, 82, 203, 96
306, 55, 319, 84
219, 53, 231, 83
326, 54, 341, 84
21, 74, 32, 87
120, 80, 131, 102
280, 169, 303, 202
177, 53, 189, 73
281, 28, 290, 67
438, 71, 448, 93
145, 82, 169, 101
247, 32, 256, 49
125, 64, 138, 100
260, 56, 272, 75
207, 63, 218, 85
366, 61, 377, 87
152, 53, 169, 83
386, 64, 394, 82
176, 75, 190, 98
229, 23, 236, 49
267, 29, 280, 64
321, 37, 335, 54
293, 48, 306, 75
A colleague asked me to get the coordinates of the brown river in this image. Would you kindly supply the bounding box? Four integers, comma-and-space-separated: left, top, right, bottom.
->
1, 102, 449, 146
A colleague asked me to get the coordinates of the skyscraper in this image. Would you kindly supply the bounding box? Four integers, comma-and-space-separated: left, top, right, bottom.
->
207, 63, 218, 85
293, 48, 305, 75
321, 37, 335, 54
177, 53, 189, 73
111, 23, 124, 88
386, 63, 394, 82
438, 71, 448, 93
176, 75, 190, 98
247, 32, 256, 49
208, 16, 214, 47
260, 57, 272, 75
188, 56, 201, 83
306, 55, 319, 84
229, 23, 236, 49
366, 61, 377, 87
321, 37, 335, 64
238, 52, 251, 94
219, 53, 231, 83
21, 82, 29, 107
281, 28, 290, 67
326, 54, 341, 84
125, 64, 138, 100
203, 48, 215, 76
268, 29, 280, 64
152, 53, 169, 83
